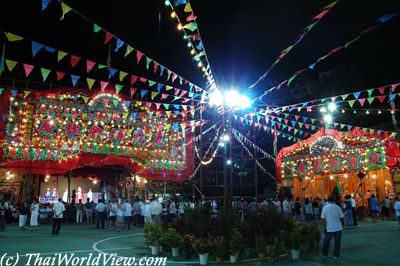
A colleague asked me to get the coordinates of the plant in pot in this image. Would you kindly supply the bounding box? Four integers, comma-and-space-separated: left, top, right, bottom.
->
229, 229, 242, 263
255, 233, 266, 259
193, 237, 212, 265
182, 235, 195, 259
283, 222, 304, 260
163, 228, 183, 257
213, 237, 226, 264
144, 223, 162, 255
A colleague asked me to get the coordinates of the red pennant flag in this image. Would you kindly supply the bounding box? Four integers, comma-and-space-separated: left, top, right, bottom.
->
100, 81, 108, 91
306, 106, 313, 112
329, 46, 344, 54
70, 55, 81, 67
86, 60, 96, 72
312, 9, 329, 20
153, 61, 159, 74
186, 13, 197, 21
139, 77, 147, 83
146, 102, 152, 109
161, 93, 168, 100
377, 95, 386, 103
171, 73, 178, 83
358, 98, 366, 106
180, 90, 188, 97
174, 88, 180, 96
391, 83, 400, 92
294, 115, 300, 121
181, 98, 190, 103
305, 124, 310, 129
23, 64, 34, 77
136, 51, 143, 63
104, 32, 113, 44
56, 71, 65, 81
130, 87, 137, 97
130, 75, 138, 85
378, 86, 386, 94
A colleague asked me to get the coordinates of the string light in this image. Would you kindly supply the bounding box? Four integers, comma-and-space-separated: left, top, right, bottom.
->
170, 11, 176, 18
177, 23, 183, 30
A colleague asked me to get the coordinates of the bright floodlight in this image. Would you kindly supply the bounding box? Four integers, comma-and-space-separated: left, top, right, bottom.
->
222, 134, 230, 141
224, 90, 252, 109
209, 89, 223, 106
238, 95, 252, 109
323, 114, 333, 123
320, 107, 327, 113
328, 102, 337, 112
226, 159, 232, 165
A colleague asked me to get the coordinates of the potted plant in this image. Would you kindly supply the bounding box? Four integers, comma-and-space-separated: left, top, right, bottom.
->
213, 237, 226, 263
162, 228, 183, 257
283, 222, 304, 260
193, 237, 212, 265
182, 235, 195, 259
144, 224, 162, 255
255, 233, 266, 258
229, 229, 242, 263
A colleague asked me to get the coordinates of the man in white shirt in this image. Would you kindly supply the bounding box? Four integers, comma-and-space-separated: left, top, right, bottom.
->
123, 199, 133, 229
321, 196, 344, 259
149, 197, 162, 224
95, 199, 106, 229
52, 198, 65, 235
350, 195, 357, 226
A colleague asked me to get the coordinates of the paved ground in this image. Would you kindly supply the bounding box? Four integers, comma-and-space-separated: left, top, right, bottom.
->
0, 220, 399, 266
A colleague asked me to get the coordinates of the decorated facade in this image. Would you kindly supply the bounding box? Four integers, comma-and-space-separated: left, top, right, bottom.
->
276, 128, 400, 204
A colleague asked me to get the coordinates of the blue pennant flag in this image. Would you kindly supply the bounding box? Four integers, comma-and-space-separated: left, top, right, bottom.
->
174, 0, 187, 6
299, 130, 303, 135
389, 94, 397, 101
159, 65, 165, 76
44, 45, 56, 53
347, 125, 353, 130
172, 122, 179, 131
378, 13, 397, 23
157, 83, 164, 93
71, 75, 80, 87
42, 0, 52, 10
270, 121, 276, 127
353, 92, 361, 99
114, 38, 124, 52
109, 68, 118, 78
173, 104, 180, 110
125, 101, 131, 108
309, 63, 316, 69
302, 117, 307, 123
196, 41, 204, 51
141, 89, 148, 98
32, 41, 44, 57
291, 121, 296, 127
11, 89, 17, 96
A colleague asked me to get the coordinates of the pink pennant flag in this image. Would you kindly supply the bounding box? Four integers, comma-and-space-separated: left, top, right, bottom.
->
174, 88, 180, 96
86, 60, 96, 72
378, 86, 386, 95
294, 115, 300, 121
331, 96, 337, 102
277, 80, 287, 90
146, 102, 152, 109
190, 33, 201, 41
329, 46, 344, 54
391, 83, 400, 92
100, 81, 108, 92
70, 55, 81, 68
189, 105, 195, 110
136, 51, 143, 64
181, 98, 190, 103
130, 75, 138, 85
358, 98, 366, 106
306, 106, 313, 112
186, 13, 197, 21
180, 90, 188, 97
305, 124, 310, 129
312, 9, 329, 20
130, 87, 137, 97
23, 64, 34, 77
171, 73, 178, 83
139, 77, 147, 83
104, 32, 113, 44
153, 61, 159, 74
161, 93, 168, 100
56, 71, 66, 81
103, 98, 110, 106
155, 103, 161, 110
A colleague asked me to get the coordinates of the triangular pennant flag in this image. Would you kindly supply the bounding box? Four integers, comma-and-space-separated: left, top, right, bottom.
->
389, 94, 397, 101
98, 64, 107, 69
184, 3, 192, 12
367, 89, 374, 97
81, 96, 89, 103
113, 99, 119, 107
324, 0, 338, 9
353, 91, 361, 99
156, 83, 164, 93
114, 38, 124, 52
164, 103, 170, 110
148, 80, 156, 87
42, 0, 52, 10
341, 94, 349, 100
141, 89, 148, 99
180, 90, 188, 97
345, 36, 360, 48
0, 88, 4, 95
93, 24, 101, 33
151, 91, 158, 100
130, 75, 138, 85
100, 81, 108, 91
174, 0, 187, 6
348, 100, 356, 108
23, 90, 31, 98
86, 78, 95, 89
166, 85, 173, 91
183, 22, 197, 31
4, 32, 23, 42
358, 98, 366, 107
119, 71, 128, 82
367, 97, 374, 105
57, 50, 67, 62
40, 68, 51, 81
161, 93, 169, 100
86, 60, 96, 72
104, 32, 113, 44
23, 64, 34, 77
70, 55, 81, 68
136, 51, 143, 63
6, 59, 17, 72
378, 86, 386, 95
60, 3, 72, 20
153, 61, 159, 74
56, 71, 65, 81
71, 75, 80, 87
187, 13, 197, 21
377, 95, 386, 103
109, 68, 118, 78
145, 57, 151, 70
31, 41, 44, 56
124, 45, 134, 57
115, 84, 123, 94
130, 87, 137, 97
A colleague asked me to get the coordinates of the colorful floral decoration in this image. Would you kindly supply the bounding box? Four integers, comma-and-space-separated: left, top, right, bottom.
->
366, 147, 386, 169
282, 161, 294, 179
328, 155, 342, 173
296, 160, 308, 177
346, 153, 362, 171
312, 158, 325, 174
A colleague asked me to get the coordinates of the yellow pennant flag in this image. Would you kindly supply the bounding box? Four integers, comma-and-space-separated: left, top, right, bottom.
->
5, 32, 23, 42
23, 90, 31, 98
119, 71, 128, 82
81, 96, 89, 103
60, 3, 72, 20
165, 111, 171, 117
151, 91, 158, 100
86, 78, 95, 89
124, 45, 134, 57
184, 3, 192, 13
57, 50, 68, 62
5, 59, 18, 72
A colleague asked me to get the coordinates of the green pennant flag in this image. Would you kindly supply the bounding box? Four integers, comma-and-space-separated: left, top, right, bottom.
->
40, 68, 51, 81
86, 78, 95, 89
60, 3, 72, 20
183, 22, 198, 31
119, 71, 128, 81
124, 45, 134, 57
311, 118, 316, 124
166, 85, 173, 91
367, 97, 374, 105
93, 24, 101, 33
345, 36, 360, 49
311, 125, 315, 130
341, 94, 350, 100
348, 100, 356, 108
335, 176, 342, 194
324, 1, 338, 9
284, 113, 289, 118
145, 57, 151, 70
148, 80, 156, 87
98, 64, 107, 69
304, 21, 317, 31
294, 129, 299, 135
0, 88, 4, 95
5, 59, 17, 72
115, 84, 123, 94
57, 50, 67, 62
367, 89, 374, 97
164, 103, 170, 110
113, 99, 119, 107
287, 74, 298, 86
298, 122, 303, 129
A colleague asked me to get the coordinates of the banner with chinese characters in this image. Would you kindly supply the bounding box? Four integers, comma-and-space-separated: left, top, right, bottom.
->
366, 147, 386, 169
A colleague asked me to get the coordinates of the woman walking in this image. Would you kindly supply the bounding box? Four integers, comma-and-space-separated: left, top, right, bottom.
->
30, 199, 39, 228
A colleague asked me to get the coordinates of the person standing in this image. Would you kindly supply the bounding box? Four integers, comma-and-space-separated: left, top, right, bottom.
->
108, 199, 117, 230
312, 198, 320, 220
149, 197, 162, 224
18, 202, 29, 229
343, 196, 353, 226
132, 198, 141, 227
169, 200, 176, 221
304, 198, 313, 223
143, 201, 152, 224
178, 201, 186, 217
95, 199, 106, 229
84, 198, 93, 224
0, 201, 6, 232
282, 198, 290, 217
123, 199, 133, 230
381, 196, 390, 220
116, 201, 125, 232
321, 196, 344, 259
76, 199, 84, 224
350, 195, 358, 226
370, 194, 380, 222
294, 198, 302, 221
30, 199, 39, 228
52, 198, 65, 235
394, 196, 400, 231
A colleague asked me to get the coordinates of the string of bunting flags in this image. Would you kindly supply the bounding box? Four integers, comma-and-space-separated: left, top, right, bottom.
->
186, 122, 220, 146
248, 0, 339, 90
40, 0, 206, 92
255, 12, 398, 101
166, 0, 216, 89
